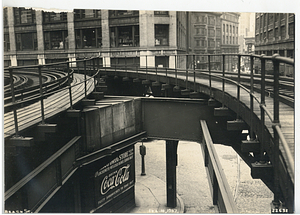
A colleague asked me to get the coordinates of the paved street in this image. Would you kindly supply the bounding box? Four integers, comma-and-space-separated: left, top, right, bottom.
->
135, 140, 273, 213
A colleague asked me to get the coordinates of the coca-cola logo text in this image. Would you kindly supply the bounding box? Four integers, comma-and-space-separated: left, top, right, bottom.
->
100, 164, 130, 195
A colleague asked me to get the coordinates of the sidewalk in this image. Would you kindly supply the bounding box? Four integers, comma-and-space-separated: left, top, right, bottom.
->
130, 174, 185, 213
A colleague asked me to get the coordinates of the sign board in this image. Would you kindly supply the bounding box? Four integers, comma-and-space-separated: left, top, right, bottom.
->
92, 146, 135, 212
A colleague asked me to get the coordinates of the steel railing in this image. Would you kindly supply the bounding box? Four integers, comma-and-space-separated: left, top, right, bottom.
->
4, 57, 101, 137
5, 53, 294, 208
100, 53, 294, 206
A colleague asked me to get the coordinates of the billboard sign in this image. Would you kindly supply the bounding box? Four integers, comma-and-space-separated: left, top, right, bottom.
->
92, 146, 135, 211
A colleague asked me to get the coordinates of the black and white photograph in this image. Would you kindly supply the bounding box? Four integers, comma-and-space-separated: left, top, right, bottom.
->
2, 0, 298, 213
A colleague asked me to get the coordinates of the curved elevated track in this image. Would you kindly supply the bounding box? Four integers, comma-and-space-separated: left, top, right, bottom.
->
3, 54, 295, 212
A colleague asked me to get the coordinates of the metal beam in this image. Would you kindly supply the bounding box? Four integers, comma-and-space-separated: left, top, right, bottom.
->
166, 140, 178, 208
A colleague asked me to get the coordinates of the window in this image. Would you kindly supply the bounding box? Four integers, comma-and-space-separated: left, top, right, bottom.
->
226, 36, 228, 44
223, 24, 225, 32
155, 24, 169, 46
226, 24, 228, 32
288, 22, 294, 39
154, 11, 169, 16
236, 37, 238, 43
268, 30, 273, 40
233, 37, 235, 44
264, 14, 267, 26
268, 13, 273, 24
4, 34, 10, 51
280, 13, 285, 21
16, 32, 37, 50
46, 58, 68, 64
233, 26, 235, 34
216, 17, 221, 25
223, 35, 225, 43
14, 7, 36, 24
43, 11, 67, 22
155, 56, 169, 68
287, 50, 294, 58
260, 33, 262, 41
275, 13, 280, 22
195, 39, 206, 47
230, 36, 231, 44
44, 31, 68, 50
197, 15, 207, 23
256, 18, 259, 30
110, 26, 139, 47
280, 26, 286, 39
109, 10, 138, 17
208, 40, 215, 47
230, 25, 232, 33
208, 28, 215, 37
208, 16, 215, 25
74, 9, 101, 19
3, 8, 8, 26
236, 27, 238, 34
76, 28, 102, 49
4, 60, 11, 67
17, 59, 38, 66
196, 28, 206, 36
279, 50, 284, 56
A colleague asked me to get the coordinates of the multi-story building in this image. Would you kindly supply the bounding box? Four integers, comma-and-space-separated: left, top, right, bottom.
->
238, 12, 255, 53
3, 8, 189, 69
254, 13, 295, 76
188, 12, 222, 70
220, 12, 240, 71
254, 13, 295, 58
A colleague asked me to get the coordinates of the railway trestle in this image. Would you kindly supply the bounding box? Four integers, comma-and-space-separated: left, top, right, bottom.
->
4, 53, 294, 213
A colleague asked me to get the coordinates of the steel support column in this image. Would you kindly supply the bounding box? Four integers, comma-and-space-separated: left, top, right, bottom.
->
166, 140, 178, 208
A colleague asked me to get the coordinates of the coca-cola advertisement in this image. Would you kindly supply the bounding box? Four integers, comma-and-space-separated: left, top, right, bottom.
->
93, 146, 135, 211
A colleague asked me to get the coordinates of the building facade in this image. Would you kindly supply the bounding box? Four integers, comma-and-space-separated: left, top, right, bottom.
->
254, 13, 295, 58
3, 8, 188, 69
188, 12, 222, 70
220, 12, 240, 71
254, 13, 295, 76
238, 12, 255, 53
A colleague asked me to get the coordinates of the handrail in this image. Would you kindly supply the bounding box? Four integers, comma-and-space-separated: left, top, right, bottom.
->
4, 66, 100, 110
5, 136, 81, 200
5, 136, 81, 213
5, 56, 99, 139
6, 53, 294, 183
100, 53, 294, 183
275, 125, 295, 180
200, 120, 238, 213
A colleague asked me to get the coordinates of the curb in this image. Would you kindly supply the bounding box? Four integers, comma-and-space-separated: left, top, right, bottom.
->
132, 174, 185, 213
176, 192, 185, 213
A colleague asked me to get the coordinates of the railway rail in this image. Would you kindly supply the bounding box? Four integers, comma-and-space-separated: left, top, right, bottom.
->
4, 68, 70, 112
3, 53, 295, 212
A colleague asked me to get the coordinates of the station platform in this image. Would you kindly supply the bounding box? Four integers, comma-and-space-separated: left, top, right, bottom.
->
131, 174, 184, 213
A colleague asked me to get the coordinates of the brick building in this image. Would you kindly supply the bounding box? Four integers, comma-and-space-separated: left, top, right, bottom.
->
254, 13, 295, 58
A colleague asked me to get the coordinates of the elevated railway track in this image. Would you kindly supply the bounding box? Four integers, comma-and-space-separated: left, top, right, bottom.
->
3, 53, 295, 213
